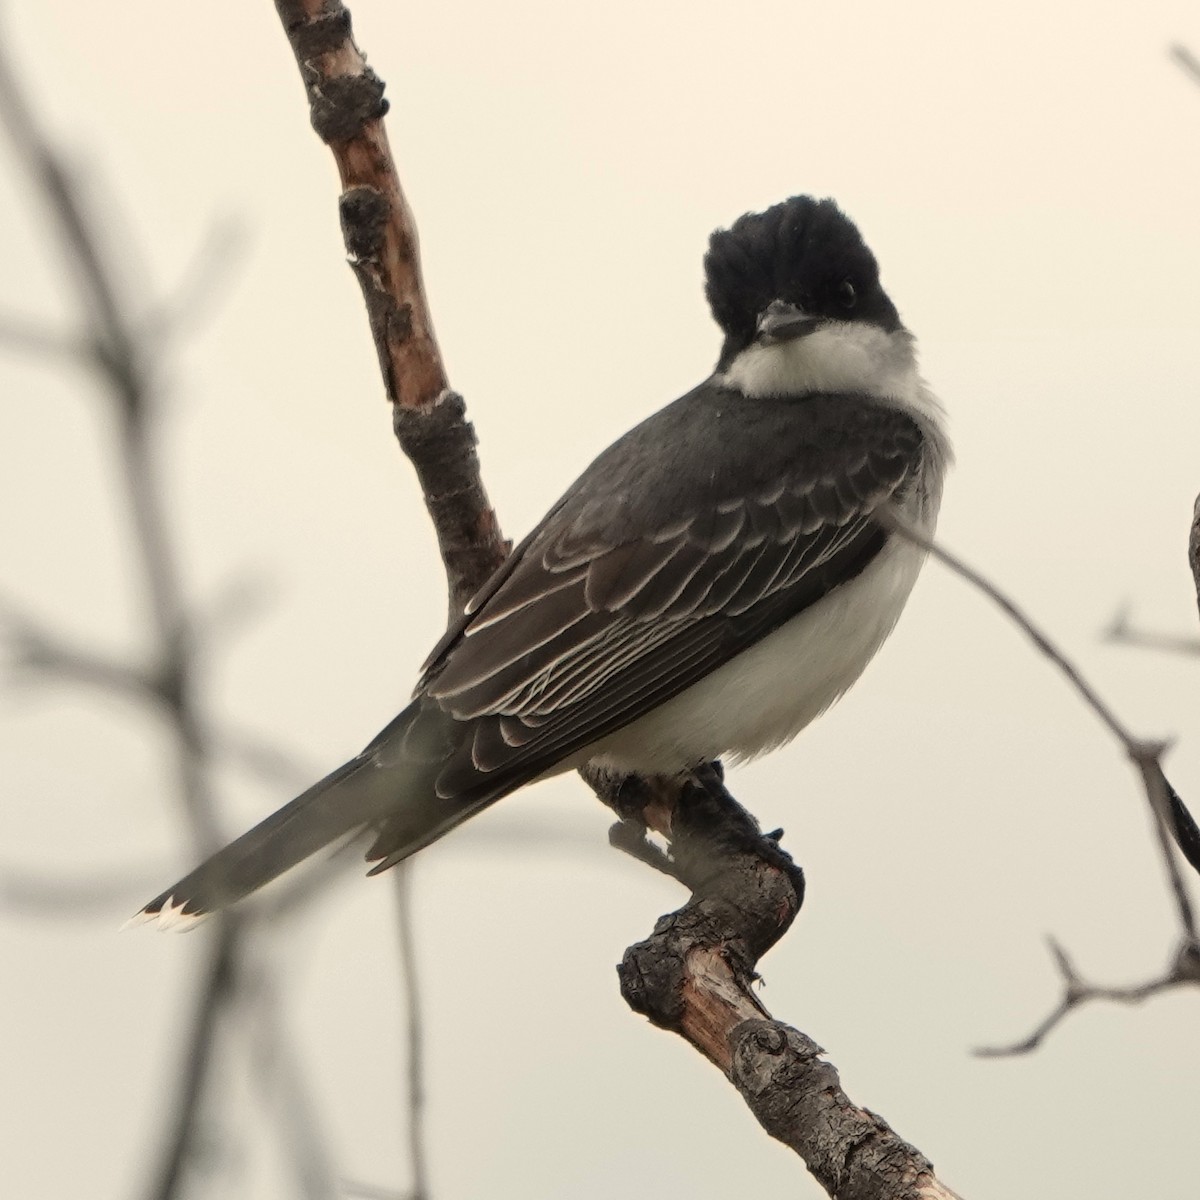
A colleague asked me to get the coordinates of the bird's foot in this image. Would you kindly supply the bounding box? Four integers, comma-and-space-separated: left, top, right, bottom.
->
680, 761, 806, 905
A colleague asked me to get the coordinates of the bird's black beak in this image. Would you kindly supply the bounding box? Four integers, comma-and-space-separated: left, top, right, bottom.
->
755, 299, 820, 344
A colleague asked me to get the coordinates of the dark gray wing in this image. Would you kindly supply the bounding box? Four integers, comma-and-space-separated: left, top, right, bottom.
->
411, 384, 926, 802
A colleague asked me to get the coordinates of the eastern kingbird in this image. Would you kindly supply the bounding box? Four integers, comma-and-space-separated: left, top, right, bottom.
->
135, 195, 953, 928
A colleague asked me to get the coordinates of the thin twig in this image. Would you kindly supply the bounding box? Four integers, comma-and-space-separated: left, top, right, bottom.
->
879, 506, 1193, 902
394, 863, 429, 1200
1170, 43, 1200, 87
246, 968, 341, 1200
143, 916, 241, 1200
1102, 603, 1200, 656
877, 508, 1139, 746
879, 505, 1199, 1048
139, 217, 250, 345
1138, 760, 1197, 942
0, 314, 89, 359
342, 1181, 409, 1200
1, 613, 155, 700
0, 33, 221, 855
0, 51, 131, 376
977, 936, 1200, 1056
0, 862, 162, 915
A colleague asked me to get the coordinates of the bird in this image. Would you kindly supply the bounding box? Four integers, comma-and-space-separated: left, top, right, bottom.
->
133, 195, 953, 929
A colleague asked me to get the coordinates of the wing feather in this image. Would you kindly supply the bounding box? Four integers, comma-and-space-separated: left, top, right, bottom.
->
417, 387, 929, 800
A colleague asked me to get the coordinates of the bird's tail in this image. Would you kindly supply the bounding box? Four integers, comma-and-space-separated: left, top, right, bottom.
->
130, 701, 496, 929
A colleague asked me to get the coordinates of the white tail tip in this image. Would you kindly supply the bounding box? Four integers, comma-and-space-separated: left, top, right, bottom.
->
120, 894, 210, 933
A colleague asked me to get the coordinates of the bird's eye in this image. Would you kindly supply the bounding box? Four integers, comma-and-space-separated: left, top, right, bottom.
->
837, 279, 857, 310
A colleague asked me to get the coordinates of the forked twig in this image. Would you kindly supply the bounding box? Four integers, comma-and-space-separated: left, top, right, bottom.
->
878, 504, 1199, 1054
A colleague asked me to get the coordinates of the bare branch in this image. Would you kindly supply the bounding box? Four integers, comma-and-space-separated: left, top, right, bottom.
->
897, 511, 1197, 921
0, 36, 223, 854
272, 0, 507, 613
140, 217, 250, 345
274, 0, 444, 410
0, 861, 162, 915
1102, 603, 1200, 656
877, 508, 1141, 747
0, 32, 348, 1200
0, 599, 154, 699
1170, 43, 1200, 87
590, 765, 964, 1197
393, 864, 429, 1200
0, 313, 89, 360
342, 1180, 410, 1200
1137, 760, 1197, 942
190, 569, 280, 656
977, 936, 1200, 1057
143, 917, 241, 1200
0, 53, 136, 391
878, 506, 1200, 1044
245, 970, 340, 1200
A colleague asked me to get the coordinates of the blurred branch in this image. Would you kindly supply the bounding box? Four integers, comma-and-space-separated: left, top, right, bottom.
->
214, 725, 322, 792
394, 864, 428, 1200
0, 592, 155, 697
246, 967, 341, 1200
0, 861, 162, 915
145, 915, 241, 1200
191, 568, 280, 653
140, 216, 250, 345
0, 26, 220, 852
0, 312, 89, 359
343, 1181, 410, 1200
1170, 43, 1200, 87
1103, 603, 1200, 656
0, 32, 340, 1200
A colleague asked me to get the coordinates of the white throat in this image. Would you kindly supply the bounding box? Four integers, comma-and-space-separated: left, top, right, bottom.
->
718, 321, 951, 464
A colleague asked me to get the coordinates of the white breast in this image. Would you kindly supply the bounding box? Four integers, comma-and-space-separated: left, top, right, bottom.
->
582, 527, 931, 775
575, 324, 950, 777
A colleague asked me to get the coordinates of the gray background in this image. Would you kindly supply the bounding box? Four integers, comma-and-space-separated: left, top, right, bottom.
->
2, 1, 1199, 1197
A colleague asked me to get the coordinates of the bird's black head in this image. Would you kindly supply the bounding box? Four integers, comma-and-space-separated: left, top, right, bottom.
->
704, 196, 902, 372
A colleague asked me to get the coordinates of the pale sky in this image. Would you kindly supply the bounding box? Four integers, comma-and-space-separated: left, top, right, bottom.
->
2, 1, 1200, 1198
